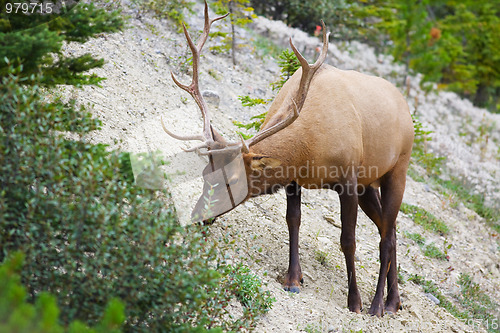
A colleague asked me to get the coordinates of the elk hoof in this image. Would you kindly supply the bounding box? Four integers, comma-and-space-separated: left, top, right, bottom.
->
368, 304, 384, 317
384, 301, 402, 315
347, 293, 362, 314
348, 305, 362, 314
283, 273, 302, 293
284, 285, 300, 293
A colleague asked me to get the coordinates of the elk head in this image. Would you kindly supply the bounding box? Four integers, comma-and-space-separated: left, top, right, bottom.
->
162, 1, 330, 222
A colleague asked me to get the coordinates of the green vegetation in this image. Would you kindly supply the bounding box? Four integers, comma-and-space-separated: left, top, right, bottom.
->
409, 113, 499, 230
404, 232, 448, 261
0, 2, 123, 85
234, 48, 300, 137
0, 252, 125, 333
302, 322, 323, 333
211, 0, 256, 65
251, 0, 500, 112
457, 273, 500, 332
0, 65, 274, 331
0, 4, 274, 331
435, 177, 500, 231
132, 0, 194, 30
270, 48, 301, 91
250, 0, 354, 40
400, 203, 450, 235
409, 274, 500, 333
410, 115, 445, 175
314, 250, 330, 267
222, 264, 275, 311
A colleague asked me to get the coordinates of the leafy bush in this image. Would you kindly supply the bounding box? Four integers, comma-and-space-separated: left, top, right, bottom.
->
223, 264, 274, 311
0, 252, 125, 333
0, 64, 274, 331
1, 3, 276, 330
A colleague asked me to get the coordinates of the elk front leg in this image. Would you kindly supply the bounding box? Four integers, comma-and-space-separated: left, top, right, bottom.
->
284, 181, 302, 293
337, 179, 362, 313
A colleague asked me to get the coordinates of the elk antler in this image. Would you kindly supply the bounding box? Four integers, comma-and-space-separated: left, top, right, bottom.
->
161, 1, 228, 152
242, 20, 330, 151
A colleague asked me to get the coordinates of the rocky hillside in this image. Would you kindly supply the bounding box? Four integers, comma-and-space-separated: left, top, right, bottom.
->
64, 2, 500, 332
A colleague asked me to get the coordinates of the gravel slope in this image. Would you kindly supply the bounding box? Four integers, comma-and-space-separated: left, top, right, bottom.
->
63, 2, 499, 332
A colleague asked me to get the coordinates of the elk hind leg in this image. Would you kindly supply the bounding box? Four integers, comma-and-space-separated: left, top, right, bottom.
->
358, 185, 401, 314
367, 158, 408, 317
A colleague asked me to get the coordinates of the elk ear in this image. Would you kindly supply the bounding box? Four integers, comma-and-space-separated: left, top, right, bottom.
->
250, 155, 282, 171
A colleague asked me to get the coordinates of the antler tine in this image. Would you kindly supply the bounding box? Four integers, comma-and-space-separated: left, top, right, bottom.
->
161, 116, 205, 141
244, 99, 300, 147
289, 20, 330, 111
163, 1, 228, 151
244, 22, 330, 148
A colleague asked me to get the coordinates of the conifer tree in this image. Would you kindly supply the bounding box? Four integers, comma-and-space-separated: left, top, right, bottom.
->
0, 0, 123, 86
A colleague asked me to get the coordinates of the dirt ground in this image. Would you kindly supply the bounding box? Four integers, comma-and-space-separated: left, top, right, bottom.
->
63, 2, 499, 332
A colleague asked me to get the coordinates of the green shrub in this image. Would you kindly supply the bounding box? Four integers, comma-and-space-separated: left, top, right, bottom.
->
234, 48, 300, 137
0, 2, 124, 86
0, 252, 125, 333
222, 264, 275, 315
0, 68, 273, 332
410, 114, 445, 175
1, 3, 274, 331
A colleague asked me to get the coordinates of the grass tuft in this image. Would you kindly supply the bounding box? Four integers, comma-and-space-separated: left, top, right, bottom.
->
400, 203, 450, 235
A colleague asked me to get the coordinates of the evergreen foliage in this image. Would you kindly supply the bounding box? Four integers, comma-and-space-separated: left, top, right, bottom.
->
0, 1, 123, 86
0, 252, 125, 333
234, 48, 300, 137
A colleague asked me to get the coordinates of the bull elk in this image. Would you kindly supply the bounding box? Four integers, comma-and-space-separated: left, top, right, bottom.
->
162, 2, 414, 317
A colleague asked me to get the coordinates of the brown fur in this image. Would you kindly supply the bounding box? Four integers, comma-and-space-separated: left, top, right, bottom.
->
164, 2, 414, 317
218, 64, 414, 316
